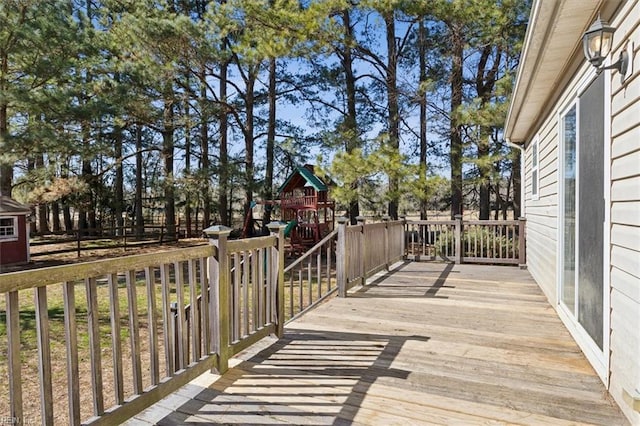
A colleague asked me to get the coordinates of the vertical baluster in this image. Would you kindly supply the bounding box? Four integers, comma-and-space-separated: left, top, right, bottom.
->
288, 268, 294, 320
126, 270, 143, 394
35, 286, 53, 425
242, 251, 250, 337
264, 247, 272, 324
233, 253, 241, 341
298, 264, 303, 313
160, 263, 175, 375
199, 257, 210, 354
258, 248, 265, 328
63, 282, 80, 424
6, 291, 22, 423
307, 257, 312, 307
85, 277, 104, 416
174, 262, 186, 369
107, 274, 124, 404
251, 249, 258, 333
145, 267, 160, 384
188, 259, 200, 362
326, 243, 332, 291
317, 249, 322, 300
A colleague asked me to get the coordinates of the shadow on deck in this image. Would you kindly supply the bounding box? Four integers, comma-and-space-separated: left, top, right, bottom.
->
129, 262, 628, 425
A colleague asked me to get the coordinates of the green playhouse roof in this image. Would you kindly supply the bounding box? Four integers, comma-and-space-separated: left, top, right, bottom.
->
277, 166, 328, 194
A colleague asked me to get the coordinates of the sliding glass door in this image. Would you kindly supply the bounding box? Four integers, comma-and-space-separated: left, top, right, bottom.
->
560, 73, 605, 351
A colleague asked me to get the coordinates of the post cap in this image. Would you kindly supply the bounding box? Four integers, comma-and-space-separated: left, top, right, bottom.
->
382, 215, 391, 221
337, 216, 349, 224
355, 216, 365, 222
267, 221, 288, 231
454, 214, 463, 219
203, 225, 232, 237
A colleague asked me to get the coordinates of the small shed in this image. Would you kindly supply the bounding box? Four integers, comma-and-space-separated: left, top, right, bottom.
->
0, 196, 31, 266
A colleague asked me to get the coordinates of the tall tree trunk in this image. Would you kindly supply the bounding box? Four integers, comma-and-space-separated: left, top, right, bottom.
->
385, 11, 400, 220
219, 58, 230, 226
36, 154, 49, 233
162, 97, 176, 239
478, 137, 491, 220
0, 51, 12, 196
185, 103, 192, 237
51, 201, 61, 232
242, 68, 256, 236
262, 57, 277, 232
135, 124, 144, 238
114, 123, 124, 234
199, 67, 211, 229
450, 24, 464, 219
419, 17, 428, 220
342, 9, 360, 224
78, 124, 91, 235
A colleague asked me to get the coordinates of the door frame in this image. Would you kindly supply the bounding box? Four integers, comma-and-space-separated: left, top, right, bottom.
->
555, 68, 611, 386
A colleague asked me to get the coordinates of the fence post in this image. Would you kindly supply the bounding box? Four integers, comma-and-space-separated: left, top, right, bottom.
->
267, 222, 287, 339
336, 217, 349, 298
518, 217, 527, 269
454, 214, 463, 264
356, 216, 366, 286
203, 225, 231, 374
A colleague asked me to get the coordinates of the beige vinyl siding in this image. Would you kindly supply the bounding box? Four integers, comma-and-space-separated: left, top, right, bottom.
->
525, 115, 559, 302
608, 1, 640, 423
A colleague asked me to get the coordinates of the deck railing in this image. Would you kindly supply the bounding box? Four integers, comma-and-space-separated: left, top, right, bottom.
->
337, 217, 405, 297
1, 217, 524, 425
283, 229, 338, 322
404, 215, 526, 267
0, 224, 287, 426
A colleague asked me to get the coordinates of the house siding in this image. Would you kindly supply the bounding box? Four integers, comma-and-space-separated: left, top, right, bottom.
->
609, 1, 640, 423
522, 2, 640, 422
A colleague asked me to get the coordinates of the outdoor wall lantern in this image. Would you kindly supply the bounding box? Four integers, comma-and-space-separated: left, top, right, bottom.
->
583, 16, 629, 78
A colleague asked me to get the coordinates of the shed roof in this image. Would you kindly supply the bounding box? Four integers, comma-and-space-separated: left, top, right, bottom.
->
0, 196, 31, 214
278, 165, 328, 194
504, 0, 613, 144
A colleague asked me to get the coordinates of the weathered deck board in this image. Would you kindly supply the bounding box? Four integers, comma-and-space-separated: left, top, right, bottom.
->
128, 262, 628, 425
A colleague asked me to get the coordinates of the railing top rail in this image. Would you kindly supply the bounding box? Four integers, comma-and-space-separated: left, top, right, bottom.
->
462, 219, 520, 226
227, 235, 277, 253
0, 244, 214, 293
405, 219, 457, 225
346, 225, 364, 233
284, 229, 337, 273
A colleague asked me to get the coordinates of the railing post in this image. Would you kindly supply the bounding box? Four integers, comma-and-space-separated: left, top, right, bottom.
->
382, 216, 390, 270
203, 225, 231, 375
454, 214, 463, 264
356, 216, 366, 285
336, 217, 349, 298
398, 215, 409, 260
267, 222, 287, 339
518, 216, 527, 269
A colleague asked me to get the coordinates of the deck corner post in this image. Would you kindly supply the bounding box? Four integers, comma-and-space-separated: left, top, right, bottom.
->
518, 216, 527, 269
454, 214, 463, 264
336, 217, 349, 297
382, 216, 391, 270
204, 225, 232, 374
267, 222, 287, 339
356, 216, 366, 285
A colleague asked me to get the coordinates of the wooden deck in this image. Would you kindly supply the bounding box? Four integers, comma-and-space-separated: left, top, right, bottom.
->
127, 262, 628, 425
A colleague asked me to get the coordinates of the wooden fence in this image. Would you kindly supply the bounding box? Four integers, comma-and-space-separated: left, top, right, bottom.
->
404, 215, 526, 267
